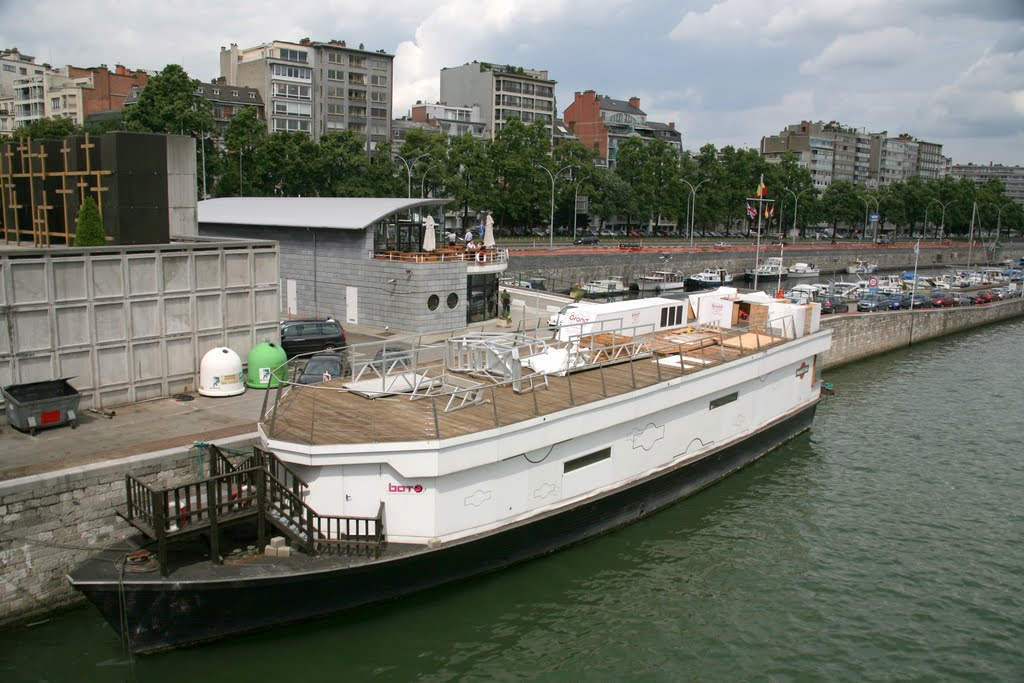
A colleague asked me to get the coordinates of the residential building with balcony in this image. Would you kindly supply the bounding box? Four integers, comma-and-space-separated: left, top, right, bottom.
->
125, 80, 264, 142
760, 121, 834, 188
870, 133, 921, 186
220, 38, 394, 146
410, 102, 486, 138
951, 163, 1024, 210
439, 61, 556, 143
1, 48, 44, 100
562, 91, 681, 169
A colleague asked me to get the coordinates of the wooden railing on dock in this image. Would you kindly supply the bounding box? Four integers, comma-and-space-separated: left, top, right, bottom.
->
119, 444, 385, 576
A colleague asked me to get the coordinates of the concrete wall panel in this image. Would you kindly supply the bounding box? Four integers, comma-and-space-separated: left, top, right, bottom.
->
254, 251, 278, 285
226, 329, 253, 356
57, 350, 94, 388
164, 296, 192, 334
225, 252, 251, 288
94, 303, 126, 343
197, 333, 224, 361
162, 254, 191, 292
14, 309, 51, 351
255, 289, 279, 323
196, 293, 223, 330
18, 354, 55, 382
10, 262, 47, 304
96, 346, 129, 385
195, 253, 223, 290
52, 260, 87, 302
134, 382, 166, 401
225, 291, 252, 327
132, 341, 163, 380
127, 256, 158, 296
91, 258, 124, 299
56, 306, 90, 347
165, 337, 195, 376
130, 299, 160, 338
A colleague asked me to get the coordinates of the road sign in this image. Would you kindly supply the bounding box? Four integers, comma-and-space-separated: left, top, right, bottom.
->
868, 276, 878, 287
869, 213, 879, 222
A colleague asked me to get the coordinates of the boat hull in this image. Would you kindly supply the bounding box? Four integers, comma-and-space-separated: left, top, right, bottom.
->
637, 280, 687, 293
70, 401, 818, 653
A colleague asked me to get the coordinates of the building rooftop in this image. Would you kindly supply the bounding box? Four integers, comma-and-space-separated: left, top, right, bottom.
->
599, 96, 644, 117
197, 197, 452, 230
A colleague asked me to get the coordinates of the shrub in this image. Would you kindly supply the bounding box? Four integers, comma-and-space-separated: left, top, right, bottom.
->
74, 197, 106, 246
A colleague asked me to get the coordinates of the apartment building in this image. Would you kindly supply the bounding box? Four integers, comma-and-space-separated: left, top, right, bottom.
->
439, 61, 556, 143
125, 79, 264, 141
562, 91, 681, 168
951, 163, 1024, 209
760, 121, 835, 188
410, 102, 486, 138
220, 38, 394, 145
1, 49, 43, 98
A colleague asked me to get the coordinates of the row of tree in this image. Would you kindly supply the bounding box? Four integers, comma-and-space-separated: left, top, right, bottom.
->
13, 64, 1023, 238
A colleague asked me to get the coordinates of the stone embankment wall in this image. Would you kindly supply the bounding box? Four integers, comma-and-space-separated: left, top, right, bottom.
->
0, 437, 254, 628
506, 244, 1022, 292
821, 297, 1024, 368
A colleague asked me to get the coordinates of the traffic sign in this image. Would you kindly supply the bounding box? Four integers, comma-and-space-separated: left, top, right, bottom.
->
868, 276, 878, 287
869, 213, 879, 222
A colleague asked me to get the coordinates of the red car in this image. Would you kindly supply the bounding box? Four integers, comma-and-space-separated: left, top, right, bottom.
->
970, 290, 994, 304
929, 291, 954, 307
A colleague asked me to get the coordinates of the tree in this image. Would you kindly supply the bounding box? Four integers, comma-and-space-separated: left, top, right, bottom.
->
819, 181, 862, 234
124, 64, 213, 136
14, 116, 82, 139
488, 119, 550, 229
73, 197, 106, 246
216, 106, 268, 196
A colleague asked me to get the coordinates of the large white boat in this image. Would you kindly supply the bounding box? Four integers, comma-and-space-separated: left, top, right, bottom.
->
685, 267, 734, 289
745, 256, 787, 281
787, 262, 821, 278
582, 275, 628, 296
636, 270, 688, 293
846, 259, 879, 275
70, 292, 831, 653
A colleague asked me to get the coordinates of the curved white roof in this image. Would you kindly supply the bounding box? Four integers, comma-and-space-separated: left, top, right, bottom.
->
197, 197, 452, 230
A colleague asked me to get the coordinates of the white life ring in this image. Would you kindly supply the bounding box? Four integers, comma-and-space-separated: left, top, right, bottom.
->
475, 251, 485, 263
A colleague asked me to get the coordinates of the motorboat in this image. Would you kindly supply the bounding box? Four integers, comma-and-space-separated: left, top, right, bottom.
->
581, 276, 628, 296
636, 270, 687, 293
787, 262, 820, 278
745, 257, 787, 281
846, 260, 879, 275
685, 267, 734, 290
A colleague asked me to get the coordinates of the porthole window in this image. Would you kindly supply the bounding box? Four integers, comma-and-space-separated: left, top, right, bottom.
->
427, 294, 439, 311
446, 293, 459, 309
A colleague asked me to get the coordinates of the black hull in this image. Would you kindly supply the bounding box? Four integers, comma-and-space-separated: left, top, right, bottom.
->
72, 402, 817, 653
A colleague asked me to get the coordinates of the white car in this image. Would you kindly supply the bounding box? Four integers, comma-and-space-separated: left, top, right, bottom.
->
548, 302, 581, 328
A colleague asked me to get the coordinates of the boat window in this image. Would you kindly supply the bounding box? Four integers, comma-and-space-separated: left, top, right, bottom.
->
564, 447, 611, 474
660, 307, 668, 327
710, 392, 738, 410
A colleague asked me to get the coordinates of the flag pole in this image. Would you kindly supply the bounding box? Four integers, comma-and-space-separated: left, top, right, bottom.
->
966, 202, 976, 269
753, 174, 764, 290
777, 242, 784, 296
909, 239, 921, 345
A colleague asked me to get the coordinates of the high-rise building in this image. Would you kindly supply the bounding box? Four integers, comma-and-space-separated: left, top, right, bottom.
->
439, 61, 556, 143
562, 91, 681, 169
951, 163, 1024, 209
760, 121, 835, 188
220, 38, 394, 146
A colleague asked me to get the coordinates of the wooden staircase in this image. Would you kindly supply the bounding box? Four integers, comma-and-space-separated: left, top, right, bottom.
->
118, 444, 386, 576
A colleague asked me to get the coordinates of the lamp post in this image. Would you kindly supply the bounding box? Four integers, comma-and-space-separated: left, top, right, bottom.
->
783, 187, 814, 240
928, 198, 954, 241
536, 164, 574, 249
681, 178, 709, 246
394, 152, 429, 199
985, 202, 1012, 244
571, 177, 587, 242
859, 195, 879, 242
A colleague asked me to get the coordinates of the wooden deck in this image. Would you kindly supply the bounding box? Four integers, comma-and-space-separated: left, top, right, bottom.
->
262, 327, 784, 446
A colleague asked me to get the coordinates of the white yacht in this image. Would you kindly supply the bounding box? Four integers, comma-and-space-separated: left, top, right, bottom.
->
787, 262, 820, 278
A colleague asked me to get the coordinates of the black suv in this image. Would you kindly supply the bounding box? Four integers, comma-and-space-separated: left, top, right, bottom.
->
280, 319, 347, 357
574, 234, 600, 245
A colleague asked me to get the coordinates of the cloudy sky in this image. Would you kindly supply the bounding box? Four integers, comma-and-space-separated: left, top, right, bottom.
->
5, 0, 1023, 164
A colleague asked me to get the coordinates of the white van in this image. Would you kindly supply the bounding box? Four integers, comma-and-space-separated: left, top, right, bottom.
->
548, 302, 582, 328
554, 297, 690, 341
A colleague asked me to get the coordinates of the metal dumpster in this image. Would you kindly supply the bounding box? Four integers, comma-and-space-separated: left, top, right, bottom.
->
2, 378, 81, 436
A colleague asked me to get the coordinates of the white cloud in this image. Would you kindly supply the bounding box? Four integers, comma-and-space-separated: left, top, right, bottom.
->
799, 27, 922, 75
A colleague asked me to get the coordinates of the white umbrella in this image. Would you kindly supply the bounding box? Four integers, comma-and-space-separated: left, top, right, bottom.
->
483, 214, 496, 248
423, 215, 436, 252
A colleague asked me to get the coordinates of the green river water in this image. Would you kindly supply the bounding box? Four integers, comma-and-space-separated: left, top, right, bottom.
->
2, 319, 1022, 682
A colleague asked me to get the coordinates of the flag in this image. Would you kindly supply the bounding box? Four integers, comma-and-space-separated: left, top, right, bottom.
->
747, 204, 757, 220
767, 204, 775, 219
755, 179, 767, 198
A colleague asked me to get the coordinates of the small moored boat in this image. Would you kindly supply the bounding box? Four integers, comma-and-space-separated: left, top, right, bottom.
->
636, 270, 687, 293
787, 262, 820, 278
685, 267, 734, 290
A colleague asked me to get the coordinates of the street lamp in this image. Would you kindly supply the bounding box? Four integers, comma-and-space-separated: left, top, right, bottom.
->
985, 202, 1012, 244
928, 198, 954, 241
536, 164, 574, 248
783, 187, 814, 240
571, 176, 587, 242
859, 195, 880, 242
681, 178, 709, 246
394, 152, 429, 199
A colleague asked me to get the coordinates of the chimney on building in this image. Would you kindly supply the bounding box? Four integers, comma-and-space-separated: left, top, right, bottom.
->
668, 122, 675, 130
628, 97, 641, 109
300, 37, 311, 46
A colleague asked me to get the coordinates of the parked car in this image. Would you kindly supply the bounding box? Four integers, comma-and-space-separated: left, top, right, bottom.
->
548, 302, 582, 328
901, 294, 934, 309
857, 293, 888, 312
971, 290, 994, 304
816, 296, 849, 314
297, 352, 347, 385
950, 292, 975, 306
929, 291, 955, 307
280, 319, 347, 357
574, 235, 600, 245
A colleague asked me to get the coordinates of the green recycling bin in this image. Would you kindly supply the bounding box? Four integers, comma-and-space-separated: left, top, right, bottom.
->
246, 341, 289, 389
